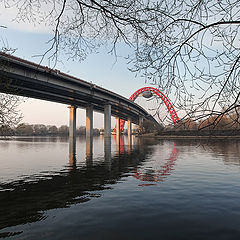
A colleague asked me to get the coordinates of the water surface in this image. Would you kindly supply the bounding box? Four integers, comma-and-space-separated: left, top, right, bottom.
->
0, 136, 240, 239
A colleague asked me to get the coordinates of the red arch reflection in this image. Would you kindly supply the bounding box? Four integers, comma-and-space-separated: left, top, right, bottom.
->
133, 143, 178, 186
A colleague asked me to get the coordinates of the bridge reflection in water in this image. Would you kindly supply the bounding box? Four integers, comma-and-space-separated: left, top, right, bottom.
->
133, 143, 178, 186
0, 137, 178, 236
70, 135, 134, 169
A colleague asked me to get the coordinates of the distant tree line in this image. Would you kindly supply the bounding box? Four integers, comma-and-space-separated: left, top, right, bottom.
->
136, 111, 240, 136
0, 123, 100, 136
3, 112, 240, 137
157, 110, 240, 136
172, 110, 240, 131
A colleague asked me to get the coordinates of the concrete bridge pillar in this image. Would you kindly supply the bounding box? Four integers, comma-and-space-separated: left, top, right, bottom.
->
115, 116, 120, 145
128, 118, 132, 148
128, 118, 132, 137
104, 104, 111, 138
86, 105, 93, 140
69, 105, 77, 158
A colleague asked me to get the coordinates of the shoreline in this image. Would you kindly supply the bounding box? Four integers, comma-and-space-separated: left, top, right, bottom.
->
138, 134, 240, 140
2, 134, 240, 141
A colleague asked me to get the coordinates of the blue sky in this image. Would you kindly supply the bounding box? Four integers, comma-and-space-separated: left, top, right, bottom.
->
0, 18, 148, 128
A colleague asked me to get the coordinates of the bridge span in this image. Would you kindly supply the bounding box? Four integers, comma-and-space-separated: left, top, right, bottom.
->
0, 52, 159, 152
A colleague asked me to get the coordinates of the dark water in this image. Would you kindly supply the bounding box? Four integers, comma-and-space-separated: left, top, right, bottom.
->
0, 136, 240, 240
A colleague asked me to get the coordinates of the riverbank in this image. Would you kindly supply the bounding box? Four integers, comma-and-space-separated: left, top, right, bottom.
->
138, 133, 240, 140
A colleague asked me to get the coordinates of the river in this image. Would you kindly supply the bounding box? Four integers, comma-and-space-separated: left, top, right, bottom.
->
0, 136, 240, 239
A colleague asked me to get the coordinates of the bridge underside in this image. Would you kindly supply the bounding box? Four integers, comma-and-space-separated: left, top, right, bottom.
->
0, 51, 160, 133
0, 71, 144, 124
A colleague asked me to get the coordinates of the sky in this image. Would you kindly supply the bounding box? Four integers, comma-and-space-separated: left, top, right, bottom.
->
1, 2, 237, 129
0, 4, 149, 128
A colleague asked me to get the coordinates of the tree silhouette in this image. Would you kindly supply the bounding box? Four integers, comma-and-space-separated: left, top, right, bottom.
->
0, 47, 22, 133
1, 0, 240, 128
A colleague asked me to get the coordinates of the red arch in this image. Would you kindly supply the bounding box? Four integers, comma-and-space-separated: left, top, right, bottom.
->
117, 87, 179, 132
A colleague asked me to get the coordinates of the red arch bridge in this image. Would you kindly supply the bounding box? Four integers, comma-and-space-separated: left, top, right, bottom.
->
115, 87, 179, 132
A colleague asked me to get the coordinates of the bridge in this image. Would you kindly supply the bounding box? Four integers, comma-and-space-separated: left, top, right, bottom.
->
0, 52, 177, 153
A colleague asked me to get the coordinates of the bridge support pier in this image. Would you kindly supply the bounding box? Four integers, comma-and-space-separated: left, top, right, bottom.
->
128, 118, 132, 148
104, 104, 111, 138
115, 116, 120, 145
86, 105, 93, 140
128, 118, 132, 137
69, 105, 77, 158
